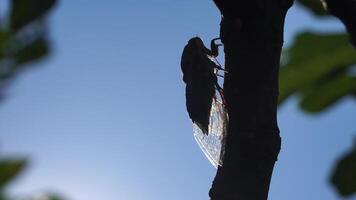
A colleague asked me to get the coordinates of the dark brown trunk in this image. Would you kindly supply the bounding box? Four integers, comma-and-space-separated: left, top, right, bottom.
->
209, 1, 293, 199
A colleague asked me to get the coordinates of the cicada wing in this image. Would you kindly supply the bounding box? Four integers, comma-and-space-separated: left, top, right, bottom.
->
193, 98, 228, 168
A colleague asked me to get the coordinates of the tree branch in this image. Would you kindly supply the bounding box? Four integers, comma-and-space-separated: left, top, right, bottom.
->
321, 0, 356, 47
209, 1, 293, 199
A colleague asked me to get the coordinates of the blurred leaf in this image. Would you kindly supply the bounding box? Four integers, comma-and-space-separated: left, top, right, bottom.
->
0, 31, 10, 58
297, 0, 327, 16
15, 37, 49, 65
282, 32, 350, 66
0, 37, 49, 84
46, 194, 64, 200
330, 144, 356, 197
0, 0, 55, 103
0, 32, 10, 47
10, 0, 57, 31
0, 1, 62, 199
0, 159, 27, 190
32, 193, 65, 200
279, 32, 356, 113
299, 75, 356, 112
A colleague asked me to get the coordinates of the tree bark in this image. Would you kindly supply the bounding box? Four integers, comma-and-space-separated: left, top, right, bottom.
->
209, 1, 293, 199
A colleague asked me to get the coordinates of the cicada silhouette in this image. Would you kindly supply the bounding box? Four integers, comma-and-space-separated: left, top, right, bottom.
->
181, 37, 228, 168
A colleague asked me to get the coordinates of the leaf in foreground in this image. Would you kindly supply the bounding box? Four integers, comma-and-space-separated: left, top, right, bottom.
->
330, 143, 356, 197
279, 32, 356, 113
0, 159, 27, 190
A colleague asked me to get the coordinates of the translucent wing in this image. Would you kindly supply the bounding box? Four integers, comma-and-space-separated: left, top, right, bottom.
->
193, 97, 228, 168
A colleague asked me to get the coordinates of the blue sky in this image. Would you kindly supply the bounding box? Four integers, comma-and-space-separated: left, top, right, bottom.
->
1, 1, 355, 200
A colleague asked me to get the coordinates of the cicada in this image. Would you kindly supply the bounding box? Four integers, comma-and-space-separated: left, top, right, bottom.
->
181, 37, 228, 168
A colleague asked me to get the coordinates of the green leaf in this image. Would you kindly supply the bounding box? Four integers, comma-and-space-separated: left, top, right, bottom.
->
283, 32, 350, 66
46, 194, 64, 200
0, 32, 10, 47
0, 31, 11, 58
330, 143, 356, 197
32, 194, 65, 200
15, 37, 49, 65
0, 158, 27, 190
10, 0, 57, 31
297, 0, 327, 16
0, 37, 49, 83
299, 75, 356, 112
279, 32, 356, 113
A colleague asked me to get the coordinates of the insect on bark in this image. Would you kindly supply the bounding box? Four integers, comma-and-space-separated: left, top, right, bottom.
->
181, 37, 228, 168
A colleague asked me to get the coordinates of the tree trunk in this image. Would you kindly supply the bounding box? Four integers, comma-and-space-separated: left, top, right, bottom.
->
209, 1, 293, 199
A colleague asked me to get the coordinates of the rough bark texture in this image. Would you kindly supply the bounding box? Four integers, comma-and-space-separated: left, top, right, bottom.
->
209, 1, 293, 199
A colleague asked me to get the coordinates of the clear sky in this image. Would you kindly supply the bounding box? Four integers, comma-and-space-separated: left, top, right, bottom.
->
1, 1, 355, 200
